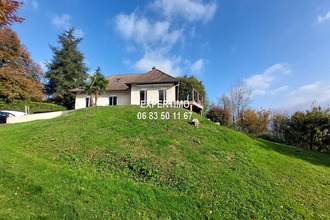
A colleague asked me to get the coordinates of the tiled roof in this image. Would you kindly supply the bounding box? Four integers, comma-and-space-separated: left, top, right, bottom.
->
105, 73, 143, 91
71, 67, 178, 92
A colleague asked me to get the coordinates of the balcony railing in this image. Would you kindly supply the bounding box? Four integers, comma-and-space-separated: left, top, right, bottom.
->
192, 88, 203, 107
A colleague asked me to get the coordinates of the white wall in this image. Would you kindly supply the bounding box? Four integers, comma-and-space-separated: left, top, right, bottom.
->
6, 111, 70, 124
131, 83, 176, 105
75, 91, 130, 109
75, 93, 92, 109
75, 84, 176, 109
97, 91, 130, 106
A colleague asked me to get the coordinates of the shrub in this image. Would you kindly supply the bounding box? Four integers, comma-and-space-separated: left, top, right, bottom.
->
0, 98, 66, 113
206, 106, 231, 125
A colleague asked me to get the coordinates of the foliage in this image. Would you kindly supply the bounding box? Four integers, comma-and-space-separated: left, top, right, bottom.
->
0, 106, 329, 219
269, 112, 289, 143
267, 107, 330, 152
89, 67, 108, 106
44, 28, 88, 109
206, 105, 231, 125
177, 75, 208, 111
0, 0, 24, 27
285, 107, 330, 152
0, 27, 44, 101
0, 98, 66, 113
239, 108, 271, 136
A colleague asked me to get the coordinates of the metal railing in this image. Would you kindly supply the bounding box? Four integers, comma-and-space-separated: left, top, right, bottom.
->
192, 88, 203, 106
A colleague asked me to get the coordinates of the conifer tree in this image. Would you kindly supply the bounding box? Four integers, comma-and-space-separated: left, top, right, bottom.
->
45, 28, 88, 109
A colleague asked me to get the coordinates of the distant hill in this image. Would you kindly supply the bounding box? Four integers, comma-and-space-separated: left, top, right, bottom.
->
0, 106, 329, 219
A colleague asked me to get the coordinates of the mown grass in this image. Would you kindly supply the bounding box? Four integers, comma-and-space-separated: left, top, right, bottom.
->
0, 106, 329, 219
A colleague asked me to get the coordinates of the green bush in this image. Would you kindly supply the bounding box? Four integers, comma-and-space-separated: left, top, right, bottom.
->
0, 98, 66, 114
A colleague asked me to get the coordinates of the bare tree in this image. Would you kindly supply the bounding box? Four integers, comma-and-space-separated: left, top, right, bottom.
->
217, 94, 232, 110
229, 80, 253, 124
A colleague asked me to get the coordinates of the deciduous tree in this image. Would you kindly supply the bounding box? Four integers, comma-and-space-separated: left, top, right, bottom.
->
0, 27, 44, 100
229, 80, 253, 125
286, 107, 329, 152
0, 0, 24, 27
239, 108, 270, 136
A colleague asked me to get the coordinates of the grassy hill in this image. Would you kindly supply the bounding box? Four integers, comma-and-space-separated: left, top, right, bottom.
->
0, 106, 329, 219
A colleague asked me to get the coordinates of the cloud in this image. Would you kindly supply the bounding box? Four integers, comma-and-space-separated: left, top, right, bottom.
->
52, 14, 71, 29
245, 63, 291, 95
285, 82, 330, 108
134, 50, 182, 76
31, 1, 38, 9
190, 59, 204, 75
74, 28, 85, 38
115, 12, 183, 48
38, 61, 47, 72
317, 11, 330, 23
22, 0, 38, 10
149, 0, 217, 23
115, 12, 185, 75
51, 14, 84, 38
114, 1, 214, 76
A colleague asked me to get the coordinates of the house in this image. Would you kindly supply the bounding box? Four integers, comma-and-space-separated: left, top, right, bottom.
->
71, 67, 203, 113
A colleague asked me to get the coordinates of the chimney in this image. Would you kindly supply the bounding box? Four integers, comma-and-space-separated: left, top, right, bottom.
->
152, 66, 156, 70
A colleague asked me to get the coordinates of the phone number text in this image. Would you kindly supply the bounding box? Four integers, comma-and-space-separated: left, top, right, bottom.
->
137, 112, 192, 120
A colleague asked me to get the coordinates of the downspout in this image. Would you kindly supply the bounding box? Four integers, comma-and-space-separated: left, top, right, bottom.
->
175, 82, 180, 101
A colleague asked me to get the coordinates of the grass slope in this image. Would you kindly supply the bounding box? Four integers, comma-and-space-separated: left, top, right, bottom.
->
0, 106, 329, 219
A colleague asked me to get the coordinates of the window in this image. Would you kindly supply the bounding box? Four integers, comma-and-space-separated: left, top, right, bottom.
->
109, 96, 117, 105
85, 97, 90, 108
159, 89, 166, 104
140, 90, 147, 104
115, 78, 120, 82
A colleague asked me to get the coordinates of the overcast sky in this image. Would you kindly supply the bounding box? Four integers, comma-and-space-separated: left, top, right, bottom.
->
13, 0, 330, 111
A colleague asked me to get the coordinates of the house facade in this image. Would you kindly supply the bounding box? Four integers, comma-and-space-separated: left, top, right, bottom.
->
71, 67, 180, 109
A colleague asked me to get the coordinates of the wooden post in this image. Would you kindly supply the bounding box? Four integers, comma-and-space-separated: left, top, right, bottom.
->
192, 89, 194, 102
190, 104, 192, 111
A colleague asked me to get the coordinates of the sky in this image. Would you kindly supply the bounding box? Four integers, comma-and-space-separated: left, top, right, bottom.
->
12, 0, 330, 112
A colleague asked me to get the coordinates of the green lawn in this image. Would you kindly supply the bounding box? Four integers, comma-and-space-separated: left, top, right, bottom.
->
0, 106, 329, 219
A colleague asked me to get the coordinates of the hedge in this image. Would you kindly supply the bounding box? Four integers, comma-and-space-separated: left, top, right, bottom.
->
0, 99, 66, 114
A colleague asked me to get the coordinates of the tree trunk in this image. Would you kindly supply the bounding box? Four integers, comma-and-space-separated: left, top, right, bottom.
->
90, 93, 94, 107
95, 89, 99, 106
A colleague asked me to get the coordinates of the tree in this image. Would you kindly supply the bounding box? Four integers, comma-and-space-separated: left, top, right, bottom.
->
84, 78, 95, 107
177, 75, 208, 111
269, 112, 289, 142
0, 0, 24, 27
206, 105, 231, 125
285, 107, 329, 152
229, 80, 253, 125
84, 67, 108, 107
0, 27, 44, 100
218, 94, 231, 111
239, 108, 270, 136
44, 28, 88, 109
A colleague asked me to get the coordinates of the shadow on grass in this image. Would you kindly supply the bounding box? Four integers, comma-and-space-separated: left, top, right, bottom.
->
257, 139, 330, 168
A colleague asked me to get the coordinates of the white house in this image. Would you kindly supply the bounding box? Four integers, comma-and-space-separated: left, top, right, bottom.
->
71, 67, 181, 109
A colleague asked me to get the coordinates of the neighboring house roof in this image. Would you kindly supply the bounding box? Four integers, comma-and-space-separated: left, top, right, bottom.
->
71, 67, 179, 92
